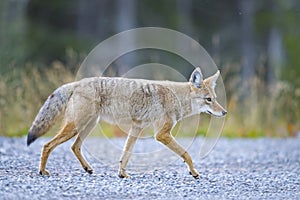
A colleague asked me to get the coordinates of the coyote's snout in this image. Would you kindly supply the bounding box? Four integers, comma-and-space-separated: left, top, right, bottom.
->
27, 67, 226, 179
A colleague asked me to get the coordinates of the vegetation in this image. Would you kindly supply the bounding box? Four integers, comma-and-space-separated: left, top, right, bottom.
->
0, 0, 299, 137
0, 61, 298, 137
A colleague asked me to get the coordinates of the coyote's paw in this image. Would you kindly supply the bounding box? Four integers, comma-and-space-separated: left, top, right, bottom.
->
39, 169, 50, 176
84, 166, 94, 174
189, 169, 200, 179
118, 169, 131, 179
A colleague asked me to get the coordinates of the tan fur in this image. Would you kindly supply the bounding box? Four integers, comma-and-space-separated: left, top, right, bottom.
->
27, 67, 227, 179
39, 122, 77, 175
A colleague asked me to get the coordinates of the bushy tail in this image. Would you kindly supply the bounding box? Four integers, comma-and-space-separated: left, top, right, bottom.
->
27, 84, 73, 146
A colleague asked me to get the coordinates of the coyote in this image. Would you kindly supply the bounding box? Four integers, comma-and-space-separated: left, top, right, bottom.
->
27, 67, 227, 179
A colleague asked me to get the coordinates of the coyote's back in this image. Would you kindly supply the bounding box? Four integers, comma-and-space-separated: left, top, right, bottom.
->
27, 77, 184, 145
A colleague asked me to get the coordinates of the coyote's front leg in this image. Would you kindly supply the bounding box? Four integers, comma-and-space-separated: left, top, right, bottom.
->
118, 126, 142, 178
155, 120, 199, 179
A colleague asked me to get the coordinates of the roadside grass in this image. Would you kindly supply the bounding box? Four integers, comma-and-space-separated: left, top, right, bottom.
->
0, 64, 299, 138
0, 62, 74, 136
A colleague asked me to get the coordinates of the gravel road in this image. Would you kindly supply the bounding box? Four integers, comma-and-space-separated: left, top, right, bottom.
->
0, 136, 299, 199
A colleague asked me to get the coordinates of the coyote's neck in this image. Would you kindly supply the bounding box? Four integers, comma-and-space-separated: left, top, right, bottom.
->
159, 82, 193, 119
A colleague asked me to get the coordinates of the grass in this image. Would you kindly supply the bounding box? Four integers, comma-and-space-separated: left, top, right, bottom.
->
0, 62, 299, 138
0, 62, 74, 136
221, 68, 300, 137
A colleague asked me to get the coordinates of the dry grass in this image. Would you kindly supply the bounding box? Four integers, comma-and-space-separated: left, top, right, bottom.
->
0, 62, 74, 136
222, 64, 300, 137
0, 62, 299, 137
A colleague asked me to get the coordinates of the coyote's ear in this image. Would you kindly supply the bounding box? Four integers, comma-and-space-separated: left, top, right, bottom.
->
205, 70, 220, 88
189, 67, 203, 88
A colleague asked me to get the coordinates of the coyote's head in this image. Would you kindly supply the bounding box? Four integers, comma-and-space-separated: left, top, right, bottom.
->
189, 67, 227, 117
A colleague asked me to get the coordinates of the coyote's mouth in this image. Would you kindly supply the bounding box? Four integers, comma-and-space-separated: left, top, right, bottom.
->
206, 110, 227, 117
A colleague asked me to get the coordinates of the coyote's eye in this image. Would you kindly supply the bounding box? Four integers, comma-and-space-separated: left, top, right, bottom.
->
206, 97, 212, 102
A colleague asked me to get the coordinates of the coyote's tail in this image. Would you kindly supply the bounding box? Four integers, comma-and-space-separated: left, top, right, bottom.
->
27, 84, 73, 146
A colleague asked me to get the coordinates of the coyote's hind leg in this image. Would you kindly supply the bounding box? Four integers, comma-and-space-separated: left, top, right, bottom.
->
39, 122, 77, 175
71, 117, 98, 174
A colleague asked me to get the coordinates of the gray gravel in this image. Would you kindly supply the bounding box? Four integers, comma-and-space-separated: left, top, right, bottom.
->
0, 136, 299, 200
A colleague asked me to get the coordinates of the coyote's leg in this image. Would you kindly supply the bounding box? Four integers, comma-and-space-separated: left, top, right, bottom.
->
39, 122, 77, 175
155, 120, 199, 179
71, 118, 97, 174
118, 126, 142, 178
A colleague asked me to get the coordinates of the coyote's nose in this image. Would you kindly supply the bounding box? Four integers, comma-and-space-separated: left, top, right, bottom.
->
222, 110, 227, 115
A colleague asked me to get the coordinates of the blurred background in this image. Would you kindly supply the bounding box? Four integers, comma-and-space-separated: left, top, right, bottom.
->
0, 0, 299, 137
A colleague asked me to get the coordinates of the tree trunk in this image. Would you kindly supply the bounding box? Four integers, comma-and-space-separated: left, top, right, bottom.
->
239, 0, 256, 84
